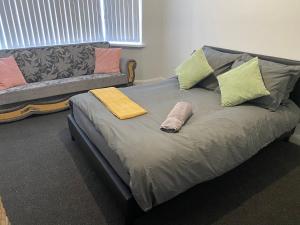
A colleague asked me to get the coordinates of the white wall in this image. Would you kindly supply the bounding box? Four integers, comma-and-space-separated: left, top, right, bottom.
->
122, 0, 164, 81
161, 0, 300, 76
127, 0, 300, 80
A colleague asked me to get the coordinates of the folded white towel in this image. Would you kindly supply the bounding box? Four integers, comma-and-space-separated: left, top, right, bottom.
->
160, 102, 193, 133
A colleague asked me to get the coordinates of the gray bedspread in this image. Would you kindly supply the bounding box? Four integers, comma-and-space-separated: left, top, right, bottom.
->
70, 77, 300, 211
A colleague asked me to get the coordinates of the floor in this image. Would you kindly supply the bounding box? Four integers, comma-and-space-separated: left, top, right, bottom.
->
0, 110, 299, 225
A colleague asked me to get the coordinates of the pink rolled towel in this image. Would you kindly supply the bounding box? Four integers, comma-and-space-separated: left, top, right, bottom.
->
160, 102, 193, 133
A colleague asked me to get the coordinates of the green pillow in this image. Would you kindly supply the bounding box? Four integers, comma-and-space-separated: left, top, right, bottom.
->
176, 49, 213, 90
217, 57, 270, 107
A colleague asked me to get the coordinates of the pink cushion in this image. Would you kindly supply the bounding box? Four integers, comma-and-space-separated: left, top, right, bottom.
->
94, 48, 122, 74
0, 56, 27, 90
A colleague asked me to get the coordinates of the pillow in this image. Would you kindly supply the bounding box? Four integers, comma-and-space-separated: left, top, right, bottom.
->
0, 56, 27, 90
284, 76, 300, 103
94, 48, 122, 74
217, 57, 270, 107
176, 49, 213, 90
197, 47, 243, 90
281, 68, 300, 103
231, 54, 299, 111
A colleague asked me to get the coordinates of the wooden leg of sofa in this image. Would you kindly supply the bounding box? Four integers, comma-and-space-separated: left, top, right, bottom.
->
0, 197, 10, 225
0, 100, 70, 123
127, 60, 137, 85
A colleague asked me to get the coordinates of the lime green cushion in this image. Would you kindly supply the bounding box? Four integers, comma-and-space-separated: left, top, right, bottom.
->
217, 57, 270, 107
176, 49, 213, 90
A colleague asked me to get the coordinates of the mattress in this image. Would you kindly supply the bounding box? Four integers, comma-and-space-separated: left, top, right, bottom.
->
70, 77, 300, 211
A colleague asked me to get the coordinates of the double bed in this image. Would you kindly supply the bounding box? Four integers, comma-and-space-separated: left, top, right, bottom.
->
68, 47, 300, 224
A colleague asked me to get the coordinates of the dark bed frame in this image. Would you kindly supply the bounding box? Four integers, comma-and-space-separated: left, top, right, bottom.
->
68, 46, 300, 225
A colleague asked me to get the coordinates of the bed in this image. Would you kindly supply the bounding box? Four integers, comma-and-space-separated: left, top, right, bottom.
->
68, 47, 300, 224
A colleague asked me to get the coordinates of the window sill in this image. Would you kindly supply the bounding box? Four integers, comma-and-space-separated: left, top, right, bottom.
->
110, 42, 145, 48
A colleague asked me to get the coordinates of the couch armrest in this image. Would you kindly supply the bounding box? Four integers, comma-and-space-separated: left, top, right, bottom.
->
120, 57, 137, 85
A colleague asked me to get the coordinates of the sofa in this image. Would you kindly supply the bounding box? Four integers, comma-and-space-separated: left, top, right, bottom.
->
0, 42, 137, 123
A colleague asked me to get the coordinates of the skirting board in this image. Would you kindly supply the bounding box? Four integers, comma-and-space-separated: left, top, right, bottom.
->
134, 76, 165, 85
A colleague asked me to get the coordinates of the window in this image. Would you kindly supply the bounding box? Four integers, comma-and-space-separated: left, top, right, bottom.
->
0, 0, 142, 49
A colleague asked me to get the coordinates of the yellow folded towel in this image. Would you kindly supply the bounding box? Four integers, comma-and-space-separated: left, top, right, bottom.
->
89, 87, 147, 120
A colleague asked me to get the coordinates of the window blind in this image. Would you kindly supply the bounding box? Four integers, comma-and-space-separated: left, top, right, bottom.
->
103, 0, 141, 43
0, 0, 142, 50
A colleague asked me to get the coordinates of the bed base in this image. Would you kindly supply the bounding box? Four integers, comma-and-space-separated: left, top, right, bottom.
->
68, 115, 142, 225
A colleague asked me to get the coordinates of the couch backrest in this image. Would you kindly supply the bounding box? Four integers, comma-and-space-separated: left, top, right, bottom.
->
0, 42, 110, 83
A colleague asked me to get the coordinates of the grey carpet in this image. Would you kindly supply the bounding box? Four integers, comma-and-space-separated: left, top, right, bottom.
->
0, 111, 299, 225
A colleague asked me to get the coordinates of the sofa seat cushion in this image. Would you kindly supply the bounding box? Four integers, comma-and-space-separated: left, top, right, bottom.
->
0, 73, 128, 106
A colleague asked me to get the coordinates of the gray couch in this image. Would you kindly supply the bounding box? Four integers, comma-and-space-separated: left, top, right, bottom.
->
0, 42, 137, 122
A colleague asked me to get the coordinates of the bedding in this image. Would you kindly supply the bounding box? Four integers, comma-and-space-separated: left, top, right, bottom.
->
70, 77, 300, 211
176, 49, 213, 89
230, 54, 300, 111
217, 57, 270, 107
72, 103, 131, 185
197, 47, 243, 90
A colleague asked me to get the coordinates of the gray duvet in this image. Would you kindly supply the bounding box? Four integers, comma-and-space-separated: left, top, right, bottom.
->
70, 77, 300, 211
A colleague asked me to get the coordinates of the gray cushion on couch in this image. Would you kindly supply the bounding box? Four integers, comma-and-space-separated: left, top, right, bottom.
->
0, 73, 128, 106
